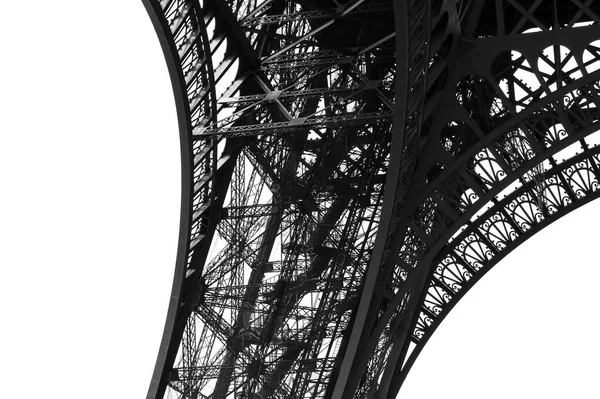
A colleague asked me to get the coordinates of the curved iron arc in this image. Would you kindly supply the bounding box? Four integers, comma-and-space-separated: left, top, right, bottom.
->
397, 136, 600, 390
382, 11, 600, 398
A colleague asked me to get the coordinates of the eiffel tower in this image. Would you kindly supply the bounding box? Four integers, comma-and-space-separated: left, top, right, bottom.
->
142, 1, 600, 398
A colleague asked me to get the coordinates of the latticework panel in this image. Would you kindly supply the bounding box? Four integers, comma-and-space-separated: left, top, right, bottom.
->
143, 1, 402, 398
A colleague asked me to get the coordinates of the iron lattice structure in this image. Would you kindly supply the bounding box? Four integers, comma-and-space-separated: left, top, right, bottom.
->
142, 1, 600, 398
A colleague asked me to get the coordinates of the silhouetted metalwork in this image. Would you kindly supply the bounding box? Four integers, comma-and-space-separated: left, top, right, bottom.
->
142, 1, 600, 398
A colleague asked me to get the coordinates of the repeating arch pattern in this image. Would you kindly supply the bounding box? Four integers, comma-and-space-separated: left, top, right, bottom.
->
388, 15, 600, 394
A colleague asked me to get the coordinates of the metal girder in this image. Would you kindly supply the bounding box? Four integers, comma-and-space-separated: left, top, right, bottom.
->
194, 111, 393, 138
239, 2, 392, 27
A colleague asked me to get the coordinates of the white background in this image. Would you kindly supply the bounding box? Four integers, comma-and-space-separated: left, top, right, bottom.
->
0, 2, 598, 398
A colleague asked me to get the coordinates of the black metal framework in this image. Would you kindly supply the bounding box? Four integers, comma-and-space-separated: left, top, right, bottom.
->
142, 1, 600, 398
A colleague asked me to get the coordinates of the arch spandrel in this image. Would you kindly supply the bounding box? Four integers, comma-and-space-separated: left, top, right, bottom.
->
372, 10, 600, 399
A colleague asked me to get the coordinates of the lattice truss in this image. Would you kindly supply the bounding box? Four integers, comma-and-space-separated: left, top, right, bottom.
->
145, 0, 396, 398
143, 1, 600, 398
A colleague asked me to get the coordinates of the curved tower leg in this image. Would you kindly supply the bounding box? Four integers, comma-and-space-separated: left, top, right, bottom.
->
142, 1, 600, 398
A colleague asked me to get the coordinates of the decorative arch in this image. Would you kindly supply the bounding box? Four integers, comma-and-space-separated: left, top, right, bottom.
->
358, 17, 600, 399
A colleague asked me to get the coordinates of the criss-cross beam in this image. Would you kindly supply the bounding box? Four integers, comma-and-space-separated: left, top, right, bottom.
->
144, 1, 398, 398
